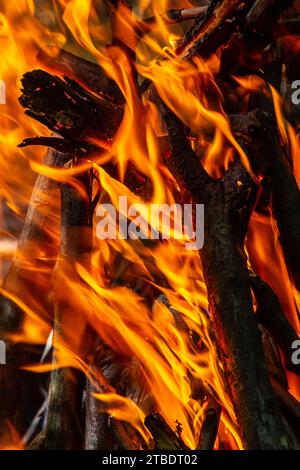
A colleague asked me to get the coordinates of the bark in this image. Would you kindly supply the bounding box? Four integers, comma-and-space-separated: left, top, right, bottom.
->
260, 324, 300, 446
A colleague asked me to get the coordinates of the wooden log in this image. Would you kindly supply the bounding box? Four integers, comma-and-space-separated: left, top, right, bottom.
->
233, 110, 300, 293
19, 70, 123, 145
138, 5, 208, 37
271, 378, 300, 442
197, 399, 221, 450
0, 148, 70, 445
260, 324, 300, 445
161, 103, 292, 449
250, 273, 300, 377
244, 0, 296, 45
38, 49, 124, 105
175, 0, 222, 55
259, 323, 288, 389
144, 413, 188, 450
43, 162, 93, 449
85, 343, 154, 450
177, 0, 255, 59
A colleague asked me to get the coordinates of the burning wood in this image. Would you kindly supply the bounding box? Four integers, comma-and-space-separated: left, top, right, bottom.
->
0, 0, 300, 453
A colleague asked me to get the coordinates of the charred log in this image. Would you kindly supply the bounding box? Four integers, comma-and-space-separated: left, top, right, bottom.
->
162, 104, 292, 449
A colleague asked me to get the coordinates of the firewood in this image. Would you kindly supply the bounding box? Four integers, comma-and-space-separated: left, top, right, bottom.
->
250, 273, 300, 377
144, 412, 188, 451
161, 104, 292, 449
109, 418, 146, 450
43, 163, 93, 449
38, 49, 124, 105
177, 0, 255, 59
137, 4, 208, 38
271, 378, 300, 442
85, 349, 117, 451
175, 0, 222, 55
260, 324, 300, 446
19, 70, 123, 146
12, 0, 300, 452
197, 398, 221, 450
84, 342, 155, 450
244, 0, 296, 45
0, 148, 70, 444
259, 324, 289, 389
233, 110, 300, 293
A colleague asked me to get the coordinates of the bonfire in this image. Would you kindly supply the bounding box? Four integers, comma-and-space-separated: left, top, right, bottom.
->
0, 0, 300, 451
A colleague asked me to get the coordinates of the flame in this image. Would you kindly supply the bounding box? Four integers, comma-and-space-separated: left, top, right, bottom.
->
0, 0, 299, 451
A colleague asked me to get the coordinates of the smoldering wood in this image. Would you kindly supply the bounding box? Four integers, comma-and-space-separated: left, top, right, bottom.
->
18, 136, 100, 158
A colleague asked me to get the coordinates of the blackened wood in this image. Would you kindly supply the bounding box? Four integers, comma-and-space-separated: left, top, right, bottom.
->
19, 136, 100, 158
44, 164, 93, 449
238, 111, 300, 292
271, 378, 300, 442
109, 418, 147, 450
140, 5, 208, 34
175, 0, 221, 55
38, 49, 124, 105
177, 0, 254, 59
250, 273, 300, 377
144, 413, 188, 450
0, 148, 70, 445
260, 324, 288, 389
197, 399, 221, 450
162, 105, 292, 449
19, 70, 123, 145
245, 0, 296, 45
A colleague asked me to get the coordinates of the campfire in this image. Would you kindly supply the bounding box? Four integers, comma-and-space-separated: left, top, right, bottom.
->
0, 0, 300, 451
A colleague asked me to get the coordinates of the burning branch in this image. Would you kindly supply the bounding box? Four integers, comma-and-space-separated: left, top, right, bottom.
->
161, 105, 291, 449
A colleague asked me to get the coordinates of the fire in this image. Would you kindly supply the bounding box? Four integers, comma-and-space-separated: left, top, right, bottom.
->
0, 0, 299, 451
